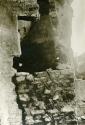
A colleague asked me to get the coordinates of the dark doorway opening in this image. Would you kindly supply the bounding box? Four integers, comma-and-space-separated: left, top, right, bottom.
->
13, 15, 57, 74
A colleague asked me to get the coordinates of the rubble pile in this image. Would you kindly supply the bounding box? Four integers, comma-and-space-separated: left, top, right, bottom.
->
13, 68, 76, 125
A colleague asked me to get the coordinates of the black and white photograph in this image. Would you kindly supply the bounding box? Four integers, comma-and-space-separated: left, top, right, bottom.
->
0, 0, 84, 125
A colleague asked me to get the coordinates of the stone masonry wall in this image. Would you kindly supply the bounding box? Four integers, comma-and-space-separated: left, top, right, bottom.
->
13, 67, 76, 125
12, 1, 76, 125
0, 1, 39, 125
0, 0, 76, 125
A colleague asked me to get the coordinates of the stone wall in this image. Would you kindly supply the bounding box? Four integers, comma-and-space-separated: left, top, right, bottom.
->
0, 0, 75, 125
0, 0, 39, 17
54, 0, 73, 64
13, 68, 75, 125
0, 0, 39, 124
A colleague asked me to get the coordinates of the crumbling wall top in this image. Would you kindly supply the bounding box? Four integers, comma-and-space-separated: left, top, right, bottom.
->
0, 0, 39, 17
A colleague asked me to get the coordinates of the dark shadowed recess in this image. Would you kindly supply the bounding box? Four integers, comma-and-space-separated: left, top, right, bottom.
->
13, 0, 57, 74
37, 0, 49, 15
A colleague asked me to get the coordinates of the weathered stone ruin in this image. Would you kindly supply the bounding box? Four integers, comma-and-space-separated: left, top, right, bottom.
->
14, 0, 74, 73
0, 0, 84, 125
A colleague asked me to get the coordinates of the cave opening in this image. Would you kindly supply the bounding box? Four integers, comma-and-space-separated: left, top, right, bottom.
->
13, 15, 57, 74
13, 0, 57, 74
